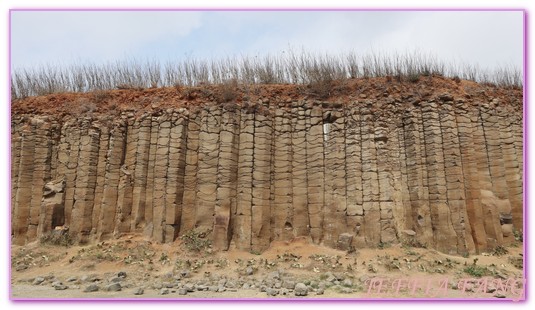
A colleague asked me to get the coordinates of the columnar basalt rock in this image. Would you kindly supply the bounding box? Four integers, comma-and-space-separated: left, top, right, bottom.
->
11, 92, 523, 255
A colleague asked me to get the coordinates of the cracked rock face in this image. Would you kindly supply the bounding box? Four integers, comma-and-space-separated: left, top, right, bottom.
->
11, 94, 523, 255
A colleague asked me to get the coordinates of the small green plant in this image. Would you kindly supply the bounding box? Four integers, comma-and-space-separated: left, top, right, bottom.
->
513, 230, 523, 242
508, 256, 523, 270
491, 245, 508, 257
463, 265, 489, 277
377, 242, 391, 249
39, 231, 74, 247
180, 229, 212, 253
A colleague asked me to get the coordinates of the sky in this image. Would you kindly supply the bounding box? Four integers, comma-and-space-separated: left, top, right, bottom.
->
10, 10, 524, 71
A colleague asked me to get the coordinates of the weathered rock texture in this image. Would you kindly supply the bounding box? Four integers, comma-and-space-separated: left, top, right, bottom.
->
11, 92, 523, 255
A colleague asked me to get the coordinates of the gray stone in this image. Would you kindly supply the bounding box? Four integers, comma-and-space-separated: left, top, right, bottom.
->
54, 284, 68, 290
280, 288, 289, 296
178, 288, 187, 295
197, 285, 208, 291
66, 276, 78, 282
494, 293, 506, 298
83, 284, 99, 292
15, 264, 28, 271
118, 271, 127, 278
133, 288, 144, 295
105, 283, 122, 292
342, 279, 353, 287
266, 288, 279, 296
225, 281, 236, 288
402, 229, 417, 236
110, 276, 123, 283
316, 288, 324, 295
340, 287, 353, 294
294, 283, 308, 296
209, 286, 218, 292
160, 288, 169, 295
245, 267, 254, 275
324, 272, 336, 283
32, 277, 45, 285
242, 283, 250, 289
184, 283, 195, 292
282, 280, 296, 289
163, 282, 175, 288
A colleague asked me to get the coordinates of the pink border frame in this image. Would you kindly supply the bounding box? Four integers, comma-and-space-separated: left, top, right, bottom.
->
7, 7, 528, 303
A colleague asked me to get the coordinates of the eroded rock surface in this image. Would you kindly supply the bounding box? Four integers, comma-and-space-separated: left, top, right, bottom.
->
11, 90, 523, 255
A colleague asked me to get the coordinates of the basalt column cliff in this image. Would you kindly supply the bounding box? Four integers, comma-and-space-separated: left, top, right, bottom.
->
11, 79, 523, 255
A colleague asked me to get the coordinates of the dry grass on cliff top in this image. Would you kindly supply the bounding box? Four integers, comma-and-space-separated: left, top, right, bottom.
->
11, 75, 523, 117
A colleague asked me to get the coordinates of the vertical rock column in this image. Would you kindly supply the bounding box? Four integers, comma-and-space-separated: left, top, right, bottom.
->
11, 120, 22, 235
71, 120, 100, 242
456, 105, 486, 252
421, 102, 457, 253
498, 106, 523, 231
234, 109, 254, 250
345, 106, 365, 247
12, 122, 35, 244
440, 103, 474, 254
251, 111, 273, 252
271, 108, 294, 241
97, 121, 126, 240
62, 121, 81, 229
481, 102, 513, 243
113, 117, 135, 237
291, 103, 309, 237
152, 116, 171, 243
91, 121, 110, 237
27, 118, 52, 241
195, 107, 221, 234
403, 107, 434, 248
375, 121, 396, 244
360, 105, 381, 246
180, 110, 200, 234
306, 106, 324, 244
130, 115, 151, 232
164, 112, 188, 243
214, 107, 239, 250
323, 107, 346, 247
474, 104, 503, 248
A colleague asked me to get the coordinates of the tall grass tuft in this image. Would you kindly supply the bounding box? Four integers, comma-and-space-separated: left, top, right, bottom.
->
11, 50, 523, 99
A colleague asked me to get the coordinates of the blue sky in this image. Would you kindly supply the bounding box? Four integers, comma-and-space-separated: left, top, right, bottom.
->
10, 10, 524, 70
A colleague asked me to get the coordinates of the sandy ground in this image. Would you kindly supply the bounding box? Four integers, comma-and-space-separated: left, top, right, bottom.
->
11, 235, 524, 300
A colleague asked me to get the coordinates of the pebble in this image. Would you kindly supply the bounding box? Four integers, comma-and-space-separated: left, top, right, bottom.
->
83, 284, 99, 292
266, 288, 279, 296
178, 288, 187, 295
294, 283, 308, 296
160, 288, 169, 295
105, 283, 122, 292
32, 277, 45, 285
283, 280, 295, 289
133, 288, 144, 295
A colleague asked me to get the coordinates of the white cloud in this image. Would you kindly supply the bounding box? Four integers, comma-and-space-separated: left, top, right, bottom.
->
10, 11, 523, 71
11, 11, 203, 67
